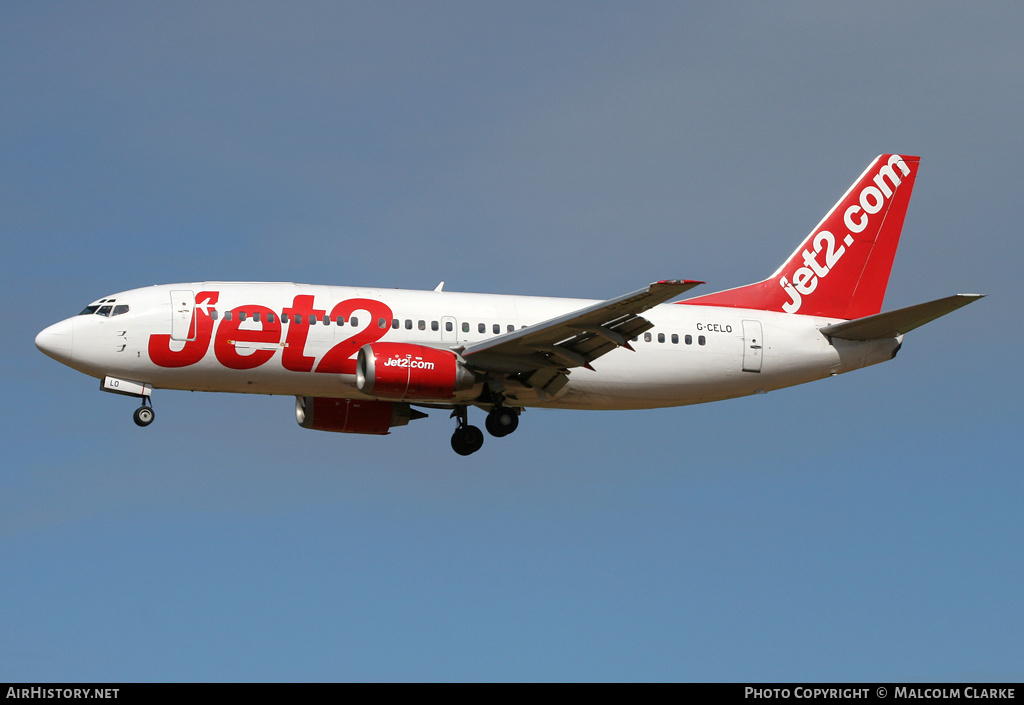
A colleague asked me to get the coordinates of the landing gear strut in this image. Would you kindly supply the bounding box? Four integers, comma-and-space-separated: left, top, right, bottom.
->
133, 397, 155, 427
450, 406, 484, 456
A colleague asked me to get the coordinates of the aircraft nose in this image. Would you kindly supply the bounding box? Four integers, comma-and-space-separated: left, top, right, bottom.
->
35, 318, 74, 363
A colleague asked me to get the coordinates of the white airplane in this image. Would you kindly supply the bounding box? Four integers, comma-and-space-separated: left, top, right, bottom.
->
36, 154, 980, 455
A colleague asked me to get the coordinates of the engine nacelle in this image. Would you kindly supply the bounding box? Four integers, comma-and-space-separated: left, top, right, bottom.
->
356, 343, 475, 401
295, 396, 420, 435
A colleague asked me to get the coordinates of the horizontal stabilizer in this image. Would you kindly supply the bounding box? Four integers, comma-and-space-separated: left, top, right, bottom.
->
820, 294, 983, 341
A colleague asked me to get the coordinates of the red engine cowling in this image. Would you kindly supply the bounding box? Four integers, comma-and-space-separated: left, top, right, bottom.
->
295, 396, 419, 435
356, 343, 475, 400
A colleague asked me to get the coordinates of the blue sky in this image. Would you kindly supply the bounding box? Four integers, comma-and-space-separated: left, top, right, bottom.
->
2, 2, 1021, 681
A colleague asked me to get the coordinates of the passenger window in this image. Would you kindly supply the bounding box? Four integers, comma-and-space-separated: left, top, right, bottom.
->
507, 325, 514, 333
224, 311, 233, 321
685, 334, 692, 345
416, 320, 424, 331
239, 311, 247, 322
379, 318, 388, 329
644, 332, 652, 342
478, 323, 485, 334
335, 316, 344, 326
405, 319, 413, 330
350, 317, 358, 327
293, 314, 302, 324
309, 315, 316, 326
211, 310, 218, 321
671, 334, 678, 344
266, 312, 274, 323
698, 335, 706, 346
253, 312, 261, 323
112, 305, 129, 316
431, 321, 439, 331
446, 321, 454, 332
392, 319, 400, 329
462, 322, 469, 333
281, 313, 289, 323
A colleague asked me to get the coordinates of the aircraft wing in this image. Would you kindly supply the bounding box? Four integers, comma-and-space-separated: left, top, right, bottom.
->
460, 280, 702, 397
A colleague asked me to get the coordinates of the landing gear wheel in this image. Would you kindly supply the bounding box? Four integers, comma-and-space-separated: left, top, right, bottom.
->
133, 406, 155, 427
485, 407, 519, 437
451, 425, 484, 456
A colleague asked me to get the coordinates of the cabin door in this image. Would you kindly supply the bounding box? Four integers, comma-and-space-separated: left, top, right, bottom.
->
170, 290, 196, 342
742, 319, 763, 373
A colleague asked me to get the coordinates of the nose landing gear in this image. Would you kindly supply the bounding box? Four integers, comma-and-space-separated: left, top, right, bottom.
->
99, 376, 155, 428
132, 398, 155, 427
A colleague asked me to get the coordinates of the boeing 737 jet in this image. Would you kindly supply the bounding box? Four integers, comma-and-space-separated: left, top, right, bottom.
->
36, 155, 980, 455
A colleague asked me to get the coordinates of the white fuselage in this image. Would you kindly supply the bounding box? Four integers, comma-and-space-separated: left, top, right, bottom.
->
38, 282, 900, 410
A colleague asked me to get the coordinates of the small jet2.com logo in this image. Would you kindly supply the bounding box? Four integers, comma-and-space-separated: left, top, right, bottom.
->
382, 356, 435, 370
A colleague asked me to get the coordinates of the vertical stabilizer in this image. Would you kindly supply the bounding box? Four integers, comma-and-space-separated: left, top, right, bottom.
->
683, 154, 920, 320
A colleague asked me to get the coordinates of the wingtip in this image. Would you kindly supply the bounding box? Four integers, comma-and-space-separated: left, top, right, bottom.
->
656, 279, 705, 286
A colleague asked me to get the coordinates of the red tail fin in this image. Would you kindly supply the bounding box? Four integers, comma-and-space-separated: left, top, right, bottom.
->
683, 154, 920, 320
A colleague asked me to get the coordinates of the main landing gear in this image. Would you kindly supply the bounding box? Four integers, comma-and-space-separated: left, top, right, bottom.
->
485, 406, 519, 437
451, 407, 484, 456
450, 404, 521, 455
132, 397, 155, 427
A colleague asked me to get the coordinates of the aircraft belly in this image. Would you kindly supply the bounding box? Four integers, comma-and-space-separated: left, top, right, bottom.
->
537, 328, 839, 410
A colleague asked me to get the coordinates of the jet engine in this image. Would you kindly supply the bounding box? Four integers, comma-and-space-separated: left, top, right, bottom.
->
356, 343, 475, 401
295, 396, 424, 435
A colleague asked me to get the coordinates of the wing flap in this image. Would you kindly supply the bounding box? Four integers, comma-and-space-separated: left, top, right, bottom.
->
820, 294, 983, 341
462, 280, 702, 373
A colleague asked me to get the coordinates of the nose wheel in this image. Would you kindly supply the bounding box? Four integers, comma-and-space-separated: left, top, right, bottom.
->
450, 406, 483, 456
133, 399, 155, 427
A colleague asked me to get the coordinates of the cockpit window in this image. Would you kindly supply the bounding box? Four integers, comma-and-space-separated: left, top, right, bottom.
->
79, 301, 128, 316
